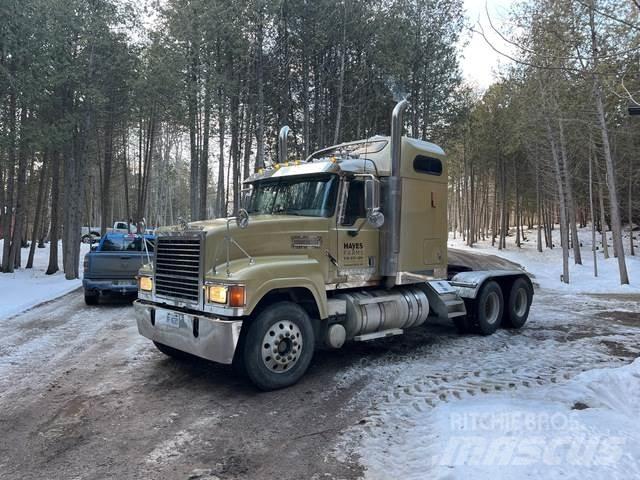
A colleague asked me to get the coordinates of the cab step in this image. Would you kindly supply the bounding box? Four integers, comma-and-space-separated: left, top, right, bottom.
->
353, 328, 403, 342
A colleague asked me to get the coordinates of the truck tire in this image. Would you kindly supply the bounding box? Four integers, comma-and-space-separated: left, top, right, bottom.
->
84, 292, 99, 305
153, 341, 192, 360
503, 277, 532, 329
242, 301, 315, 391
468, 280, 504, 335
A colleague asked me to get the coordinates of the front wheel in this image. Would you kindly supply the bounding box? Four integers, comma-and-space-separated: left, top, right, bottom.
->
242, 301, 315, 391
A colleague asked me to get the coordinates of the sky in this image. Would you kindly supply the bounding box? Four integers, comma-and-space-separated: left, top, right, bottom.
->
461, 0, 517, 90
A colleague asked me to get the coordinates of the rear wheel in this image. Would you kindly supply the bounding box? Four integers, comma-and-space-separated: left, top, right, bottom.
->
242, 301, 315, 391
503, 277, 532, 329
467, 280, 504, 335
84, 292, 99, 305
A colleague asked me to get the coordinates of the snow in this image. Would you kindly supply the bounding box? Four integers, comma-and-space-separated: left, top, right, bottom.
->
358, 359, 640, 480
339, 224, 640, 479
0, 240, 89, 320
449, 225, 640, 294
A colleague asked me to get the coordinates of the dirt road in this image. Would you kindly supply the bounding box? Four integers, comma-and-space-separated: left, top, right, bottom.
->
1, 251, 638, 480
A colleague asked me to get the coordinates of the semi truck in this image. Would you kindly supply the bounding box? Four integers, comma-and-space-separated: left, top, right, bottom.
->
133, 100, 533, 390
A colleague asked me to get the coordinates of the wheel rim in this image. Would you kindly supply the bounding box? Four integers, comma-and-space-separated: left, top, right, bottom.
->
484, 291, 500, 325
514, 288, 528, 317
261, 320, 303, 373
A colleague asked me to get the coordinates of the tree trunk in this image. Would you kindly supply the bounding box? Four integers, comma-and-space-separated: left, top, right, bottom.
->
8, 107, 29, 270
629, 153, 635, 256
199, 73, 212, 220
188, 41, 200, 221
589, 2, 628, 284
544, 112, 569, 283
589, 150, 598, 277
333, 4, 347, 145
558, 120, 581, 265
254, 7, 265, 171
1, 89, 17, 272
27, 153, 48, 269
100, 111, 114, 236
216, 91, 226, 217
46, 150, 61, 275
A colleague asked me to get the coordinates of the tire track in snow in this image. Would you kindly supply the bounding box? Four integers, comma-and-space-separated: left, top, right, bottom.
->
331, 291, 640, 472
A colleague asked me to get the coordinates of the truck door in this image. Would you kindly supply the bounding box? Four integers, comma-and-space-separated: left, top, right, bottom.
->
334, 178, 380, 286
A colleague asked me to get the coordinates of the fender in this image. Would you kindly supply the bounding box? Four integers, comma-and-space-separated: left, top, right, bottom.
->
208, 255, 329, 319
449, 270, 533, 299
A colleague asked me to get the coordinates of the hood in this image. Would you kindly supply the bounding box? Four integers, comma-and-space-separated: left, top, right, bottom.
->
173, 215, 332, 278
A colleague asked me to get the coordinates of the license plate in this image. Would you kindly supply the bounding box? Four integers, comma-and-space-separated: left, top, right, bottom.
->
115, 280, 135, 286
162, 311, 184, 328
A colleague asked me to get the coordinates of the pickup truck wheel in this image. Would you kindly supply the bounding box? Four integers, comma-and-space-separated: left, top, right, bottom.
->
153, 341, 191, 360
469, 280, 504, 335
84, 292, 99, 305
243, 301, 315, 391
503, 278, 532, 329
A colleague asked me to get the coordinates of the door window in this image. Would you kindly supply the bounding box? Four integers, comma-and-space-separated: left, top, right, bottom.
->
342, 180, 366, 226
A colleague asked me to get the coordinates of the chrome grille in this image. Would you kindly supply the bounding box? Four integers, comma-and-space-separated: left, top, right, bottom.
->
155, 236, 201, 303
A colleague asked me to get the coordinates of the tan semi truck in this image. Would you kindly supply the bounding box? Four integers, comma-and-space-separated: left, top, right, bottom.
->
133, 100, 533, 390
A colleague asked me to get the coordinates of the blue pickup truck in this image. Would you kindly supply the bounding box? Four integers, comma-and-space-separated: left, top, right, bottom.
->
82, 233, 155, 305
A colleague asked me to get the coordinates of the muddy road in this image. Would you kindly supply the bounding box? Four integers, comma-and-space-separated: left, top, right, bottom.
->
0, 250, 639, 480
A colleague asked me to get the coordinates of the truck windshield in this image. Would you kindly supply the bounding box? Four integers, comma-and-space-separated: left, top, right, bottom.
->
248, 175, 338, 217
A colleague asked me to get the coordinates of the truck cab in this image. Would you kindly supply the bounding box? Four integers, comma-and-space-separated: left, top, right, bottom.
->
133, 101, 533, 390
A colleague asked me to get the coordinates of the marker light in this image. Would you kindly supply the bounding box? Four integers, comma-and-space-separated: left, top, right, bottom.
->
228, 285, 246, 307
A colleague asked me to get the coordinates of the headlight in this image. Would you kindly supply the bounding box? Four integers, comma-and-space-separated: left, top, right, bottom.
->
206, 284, 245, 307
138, 276, 153, 292
206, 284, 228, 304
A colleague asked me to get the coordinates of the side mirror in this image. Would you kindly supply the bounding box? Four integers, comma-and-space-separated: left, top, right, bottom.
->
364, 177, 385, 228
236, 208, 250, 229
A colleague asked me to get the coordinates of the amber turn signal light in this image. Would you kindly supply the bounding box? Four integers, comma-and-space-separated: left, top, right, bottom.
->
228, 285, 246, 307
139, 276, 153, 292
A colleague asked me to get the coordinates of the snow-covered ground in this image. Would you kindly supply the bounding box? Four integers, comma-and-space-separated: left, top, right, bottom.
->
0, 240, 89, 320
338, 225, 640, 479
362, 359, 640, 479
449, 226, 640, 294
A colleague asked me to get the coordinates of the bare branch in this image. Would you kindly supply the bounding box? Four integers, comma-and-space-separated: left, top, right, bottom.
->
574, 0, 640, 31
621, 70, 640, 104
483, 1, 640, 64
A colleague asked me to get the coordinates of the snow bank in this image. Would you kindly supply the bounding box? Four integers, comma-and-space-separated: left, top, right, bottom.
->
0, 240, 89, 320
359, 359, 640, 480
449, 226, 640, 294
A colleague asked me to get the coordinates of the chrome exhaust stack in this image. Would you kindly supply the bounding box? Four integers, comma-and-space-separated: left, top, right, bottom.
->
278, 126, 290, 164
382, 99, 408, 281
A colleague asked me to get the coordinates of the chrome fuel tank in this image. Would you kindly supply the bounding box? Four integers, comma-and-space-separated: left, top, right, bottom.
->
336, 285, 430, 339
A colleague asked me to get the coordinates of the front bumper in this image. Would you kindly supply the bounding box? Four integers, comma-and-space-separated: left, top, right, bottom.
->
134, 300, 243, 364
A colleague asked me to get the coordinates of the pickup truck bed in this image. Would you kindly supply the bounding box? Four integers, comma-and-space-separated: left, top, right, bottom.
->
83, 234, 155, 305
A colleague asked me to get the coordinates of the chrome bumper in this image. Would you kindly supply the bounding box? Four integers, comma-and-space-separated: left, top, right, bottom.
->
134, 300, 243, 364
